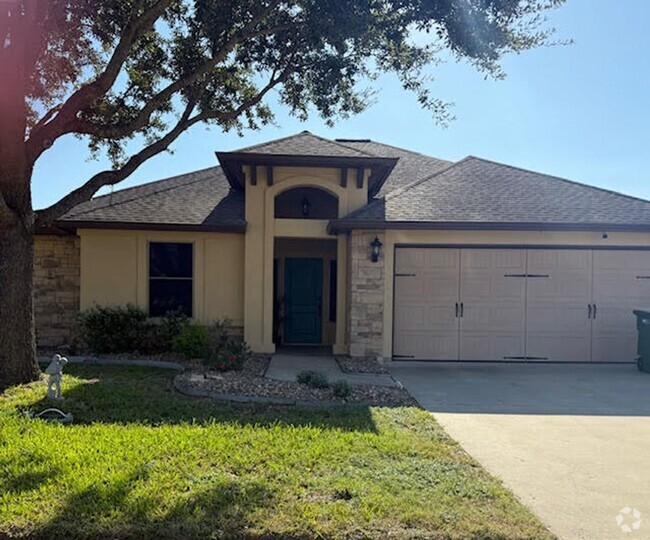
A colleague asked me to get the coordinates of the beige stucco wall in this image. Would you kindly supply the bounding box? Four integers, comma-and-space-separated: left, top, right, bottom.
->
243, 165, 367, 353
34, 234, 80, 349
345, 229, 650, 359
79, 229, 244, 326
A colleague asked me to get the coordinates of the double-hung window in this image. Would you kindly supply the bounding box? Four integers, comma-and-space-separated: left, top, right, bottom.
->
149, 242, 193, 317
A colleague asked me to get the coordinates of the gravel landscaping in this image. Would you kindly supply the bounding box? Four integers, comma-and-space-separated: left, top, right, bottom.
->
336, 355, 390, 374
175, 368, 417, 407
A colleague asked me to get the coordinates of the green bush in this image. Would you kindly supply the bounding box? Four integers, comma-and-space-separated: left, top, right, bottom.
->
172, 325, 211, 359
78, 305, 147, 353
296, 370, 329, 389
78, 305, 189, 355
332, 380, 351, 398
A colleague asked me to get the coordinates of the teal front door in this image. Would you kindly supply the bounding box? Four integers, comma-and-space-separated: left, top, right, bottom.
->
284, 258, 323, 344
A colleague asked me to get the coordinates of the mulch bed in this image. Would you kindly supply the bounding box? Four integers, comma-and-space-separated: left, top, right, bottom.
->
175, 368, 417, 407
336, 356, 391, 374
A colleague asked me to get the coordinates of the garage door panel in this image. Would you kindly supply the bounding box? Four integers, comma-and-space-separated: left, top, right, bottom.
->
393, 248, 460, 359
527, 250, 593, 302
525, 250, 592, 361
591, 251, 650, 362
459, 249, 526, 361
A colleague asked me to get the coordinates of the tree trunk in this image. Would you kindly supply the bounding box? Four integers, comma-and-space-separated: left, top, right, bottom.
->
0, 217, 40, 387
0, 24, 40, 387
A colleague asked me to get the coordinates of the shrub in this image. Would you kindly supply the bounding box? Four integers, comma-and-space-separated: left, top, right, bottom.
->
78, 305, 190, 355
332, 380, 351, 398
78, 304, 147, 353
157, 310, 190, 351
296, 370, 329, 389
172, 325, 211, 359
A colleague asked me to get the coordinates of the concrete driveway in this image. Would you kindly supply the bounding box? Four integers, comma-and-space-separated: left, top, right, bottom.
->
390, 362, 650, 540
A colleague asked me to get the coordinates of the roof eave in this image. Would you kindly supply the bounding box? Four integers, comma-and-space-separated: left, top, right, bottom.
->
328, 220, 650, 234
54, 219, 247, 234
215, 151, 398, 195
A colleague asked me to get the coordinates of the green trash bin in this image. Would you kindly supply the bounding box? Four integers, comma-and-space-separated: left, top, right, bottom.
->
633, 310, 650, 373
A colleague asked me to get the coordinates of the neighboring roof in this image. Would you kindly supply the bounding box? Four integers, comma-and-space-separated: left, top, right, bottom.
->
59, 167, 245, 232
331, 157, 650, 231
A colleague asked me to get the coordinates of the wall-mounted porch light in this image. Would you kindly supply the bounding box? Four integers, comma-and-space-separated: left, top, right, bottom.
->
370, 236, 383, 263
301, 197, 311, 217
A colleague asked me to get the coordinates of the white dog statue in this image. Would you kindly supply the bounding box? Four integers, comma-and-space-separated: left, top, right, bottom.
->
45, 354, 68, 400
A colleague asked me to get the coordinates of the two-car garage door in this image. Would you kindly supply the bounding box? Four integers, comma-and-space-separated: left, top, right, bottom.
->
393, 247, 650, 362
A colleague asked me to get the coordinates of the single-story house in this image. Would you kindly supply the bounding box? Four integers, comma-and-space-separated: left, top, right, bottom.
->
35, 131, 650, 362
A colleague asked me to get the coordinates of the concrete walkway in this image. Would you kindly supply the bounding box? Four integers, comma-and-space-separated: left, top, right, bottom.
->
266, 353, 397, 387
390, 362, 650, 540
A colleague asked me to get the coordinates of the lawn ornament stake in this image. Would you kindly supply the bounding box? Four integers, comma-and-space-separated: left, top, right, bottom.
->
45, 354, 68, 400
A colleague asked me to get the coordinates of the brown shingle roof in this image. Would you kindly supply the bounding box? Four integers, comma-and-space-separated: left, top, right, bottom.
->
333, 156, 650, 230
60, 167, 245, 231
55, 134, 650, 233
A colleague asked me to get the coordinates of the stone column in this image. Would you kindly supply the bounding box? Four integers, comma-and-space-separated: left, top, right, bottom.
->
34, 234, 80, 349
348, 230, 385, 359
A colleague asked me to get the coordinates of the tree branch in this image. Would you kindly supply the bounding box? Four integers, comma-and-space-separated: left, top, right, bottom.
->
26, 0, 175, 163
35, 60, 291, 228
35, 96, 198, 228
59, 7, 292, 141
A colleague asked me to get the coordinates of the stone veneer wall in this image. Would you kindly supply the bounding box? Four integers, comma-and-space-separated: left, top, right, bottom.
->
34, 234, 80, 349
348, 230, 385, 358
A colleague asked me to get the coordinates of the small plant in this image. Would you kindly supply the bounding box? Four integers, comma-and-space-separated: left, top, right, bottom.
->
203, 318, 251, 371
332, 380, 351, 398
296, 370, 329, 389
208, 340, 251, 372
172, 325, 211, 359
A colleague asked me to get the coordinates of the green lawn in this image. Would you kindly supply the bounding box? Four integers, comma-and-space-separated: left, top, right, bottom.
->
0, 365, 551, 539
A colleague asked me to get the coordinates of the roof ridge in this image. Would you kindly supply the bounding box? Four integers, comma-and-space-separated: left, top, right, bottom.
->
235, 130, 373, 157
341, 138, 452, 161
234, 131, 310, 153
383, 157, 472, 200
67, 167, 222, 218
307, 133, 375, 157
465, 156, 650, 205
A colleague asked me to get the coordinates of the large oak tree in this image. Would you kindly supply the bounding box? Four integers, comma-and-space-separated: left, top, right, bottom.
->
0, 0, 563, 386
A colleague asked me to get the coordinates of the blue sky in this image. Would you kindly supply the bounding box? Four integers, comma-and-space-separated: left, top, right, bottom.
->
32, 0, 650, 210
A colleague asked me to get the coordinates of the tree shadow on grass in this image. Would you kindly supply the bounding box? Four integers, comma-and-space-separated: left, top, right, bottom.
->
28, 465, 284, 540
22, 365, 379, 433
